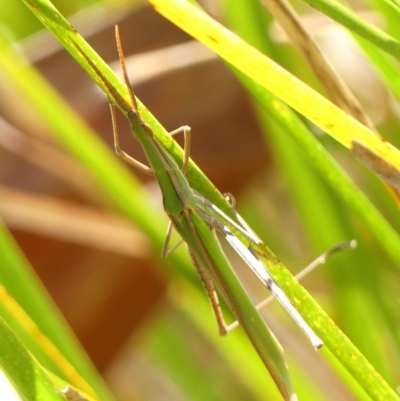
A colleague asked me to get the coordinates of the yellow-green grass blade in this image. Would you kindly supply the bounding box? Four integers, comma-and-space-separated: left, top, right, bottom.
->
354, 36, 400, 104
147, 0, 400, 179
0, 316, 67, 401
0, 281, 100, 399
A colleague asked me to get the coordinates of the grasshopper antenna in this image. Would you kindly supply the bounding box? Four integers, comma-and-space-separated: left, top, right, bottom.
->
115, 25, 139, 112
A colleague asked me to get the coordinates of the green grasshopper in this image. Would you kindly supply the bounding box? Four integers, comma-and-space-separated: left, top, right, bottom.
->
108, 31, 322, 346
72, 26, 334, 400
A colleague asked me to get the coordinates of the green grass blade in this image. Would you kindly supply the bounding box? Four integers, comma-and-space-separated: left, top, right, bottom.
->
0, 316, 66, 401
354, 36, 400, 103
299, 0, 400, 57
361, 0, 400, 41
0, 280, 96, 397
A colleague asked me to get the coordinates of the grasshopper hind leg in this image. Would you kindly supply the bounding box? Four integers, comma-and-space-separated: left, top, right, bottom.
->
187, 248, 228, 336
110, 103, 155, 176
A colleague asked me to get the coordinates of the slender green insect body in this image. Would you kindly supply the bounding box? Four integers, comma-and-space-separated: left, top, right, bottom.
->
109, 28, 319, 346
72, 26, 332, 400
